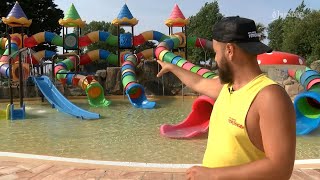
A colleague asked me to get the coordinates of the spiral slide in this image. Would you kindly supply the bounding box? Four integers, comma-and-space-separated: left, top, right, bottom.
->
24, 30, 169, 109
28, 49, 117, 107
24, 30, 169, 48
160, 96, 215, 138
79, 30, 170, 48
0, 34, 30, 80
118, 31, 172, 109
121, 49, 156, 109
120, 32, 213, 110
54, 55, 111, 107
288, 68, 320, 135
24, 31, 63, 47
23, 30, 214, 112
79, 49, 118, 66
154, 34, 216, 138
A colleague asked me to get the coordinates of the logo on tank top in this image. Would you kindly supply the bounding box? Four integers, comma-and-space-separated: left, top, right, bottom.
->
228, 117, 244, 129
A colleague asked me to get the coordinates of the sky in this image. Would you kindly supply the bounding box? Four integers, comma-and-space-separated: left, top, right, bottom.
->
53, 0, 320, 37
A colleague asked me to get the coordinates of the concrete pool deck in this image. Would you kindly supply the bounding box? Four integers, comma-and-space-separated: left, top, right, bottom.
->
0, 152, 319, 180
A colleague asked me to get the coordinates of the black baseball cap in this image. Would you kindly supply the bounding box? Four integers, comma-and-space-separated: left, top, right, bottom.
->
212, 16, 272, 55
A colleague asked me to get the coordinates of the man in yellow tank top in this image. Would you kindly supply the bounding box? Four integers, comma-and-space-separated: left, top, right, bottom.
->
157, 16, 296, 180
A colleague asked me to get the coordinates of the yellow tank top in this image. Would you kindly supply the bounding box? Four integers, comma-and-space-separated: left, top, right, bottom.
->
202, 74, 276, 168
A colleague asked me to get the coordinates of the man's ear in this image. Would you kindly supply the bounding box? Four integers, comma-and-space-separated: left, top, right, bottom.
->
225, 43, 235, 60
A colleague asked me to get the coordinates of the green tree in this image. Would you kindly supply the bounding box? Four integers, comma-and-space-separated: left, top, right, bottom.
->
282, 10, 320, 65
187, 1, 223, 65
267, 0, 312, 57
0, 0, 64, 52
278, 0, 316, 64
267, 17, 284, 50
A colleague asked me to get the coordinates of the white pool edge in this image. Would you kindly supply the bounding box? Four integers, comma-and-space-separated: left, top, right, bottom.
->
0, 152, 319, 169
0, 152, 198, 169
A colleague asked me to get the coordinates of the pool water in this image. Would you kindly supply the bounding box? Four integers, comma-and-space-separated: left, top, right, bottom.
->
0, 97, 319, 164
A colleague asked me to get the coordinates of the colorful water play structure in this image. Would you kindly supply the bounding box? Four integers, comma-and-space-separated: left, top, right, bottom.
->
1, 2, 216, 112
1, 2, 319, 136
288, 68, 320, 135
0, 2, 103, 119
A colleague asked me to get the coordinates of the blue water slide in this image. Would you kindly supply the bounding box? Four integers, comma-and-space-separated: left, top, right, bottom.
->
121, 53, 156, 109
125, 83, 156, 109
294, 91, 320, 135
33, 75, 100, 120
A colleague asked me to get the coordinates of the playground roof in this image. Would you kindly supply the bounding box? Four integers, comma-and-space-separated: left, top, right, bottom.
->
112, 4, 138, 26
165, 4, 189, 27
59, 3, 86, 28
2, 1, 32, 27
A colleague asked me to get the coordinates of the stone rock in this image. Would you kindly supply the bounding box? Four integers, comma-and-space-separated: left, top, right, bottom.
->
285, 83, 302, 97
298, 84, 304, 92
65, 86, 86, 96
94, 72, 106, 92
95, 70, 107, 79
136, 60, 183, 96
25, 86, 37, 98
176, 86, 198, 96
0, 86, 20, 99
276, 80, 285, 88
55, 83, 65, 94
290, 95, 297, 101
283, 78, 294, 85
105, 67, 122, 95
310, 60, 320, 72
267, 68, 289, 81
143, 80, 175, 96
138, 60, 159, 82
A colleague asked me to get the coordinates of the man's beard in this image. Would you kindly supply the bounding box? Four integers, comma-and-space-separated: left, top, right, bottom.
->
217, 56, 233, 84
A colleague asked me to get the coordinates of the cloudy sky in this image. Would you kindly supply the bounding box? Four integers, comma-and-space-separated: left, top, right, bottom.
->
53, 0, 320, 36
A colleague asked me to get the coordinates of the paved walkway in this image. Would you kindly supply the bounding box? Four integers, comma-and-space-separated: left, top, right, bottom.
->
0, 157, 319, 180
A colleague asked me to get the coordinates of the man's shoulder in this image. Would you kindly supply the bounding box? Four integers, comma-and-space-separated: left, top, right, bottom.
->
260, 83, 288, 96
255, 84, 293, 107
252, 83, 295, 124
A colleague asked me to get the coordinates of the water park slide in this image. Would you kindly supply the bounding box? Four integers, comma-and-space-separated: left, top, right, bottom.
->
119, 31, 175, 109
288, 68, 320, 135
33, 75, 100, 120
160, 96, 215, 138
23, 31, 214, 110
121, 50, 156, 109
53, 55, 111, 107
23, 30, 167, 48
120, 32, 213, 109
24, 31, 161, 108
0, 34, 30, 80
294, 90, 320, 135
25, 50, 111, 107
0, 41, 109, 108
152, 34, 216, 138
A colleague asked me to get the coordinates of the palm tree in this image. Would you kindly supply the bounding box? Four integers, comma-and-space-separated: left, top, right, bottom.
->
256, 23, 267, 41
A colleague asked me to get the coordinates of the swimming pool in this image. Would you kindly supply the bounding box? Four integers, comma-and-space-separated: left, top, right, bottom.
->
0, 97, 319, 164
